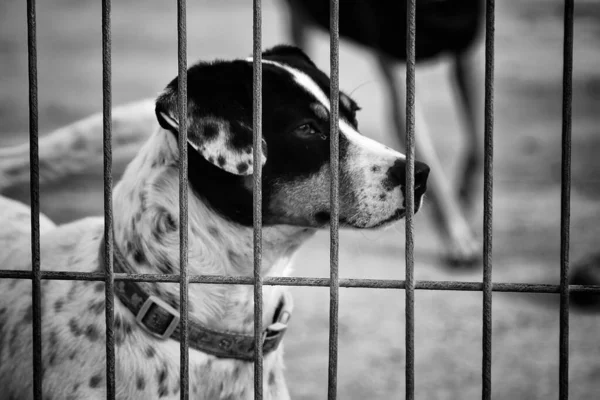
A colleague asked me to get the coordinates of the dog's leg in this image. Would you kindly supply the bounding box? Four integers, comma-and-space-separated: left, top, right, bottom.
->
285, 0, 310, 52
377, 54, 479, 266
0, 99, 155, 193
451, 50, 483, 212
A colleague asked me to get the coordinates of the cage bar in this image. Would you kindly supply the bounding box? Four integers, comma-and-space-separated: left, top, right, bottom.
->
252, 0, 264, 398
559, 0, 574, 398
327, 1, 340, 399
3, 269, 600, 293
7, 0, 594, 398
404, 0, 417, 398
26, 0, 43, 398
176, 0, 190, 397
101, 0, 117, 398
482, 0, 496, 398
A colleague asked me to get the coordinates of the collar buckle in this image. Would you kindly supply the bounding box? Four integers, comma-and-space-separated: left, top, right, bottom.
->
135, 295, 181, 340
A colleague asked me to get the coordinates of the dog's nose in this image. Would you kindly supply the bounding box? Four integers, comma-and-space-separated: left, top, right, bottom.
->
414, 161, 430, 196
386, 159, 430, 192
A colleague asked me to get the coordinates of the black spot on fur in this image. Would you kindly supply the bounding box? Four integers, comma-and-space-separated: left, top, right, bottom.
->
22, 305, 32, 323
140, 189, 149, 211
49, 330, 58, 347
54, 298, 64, 313
207, 226, 220, 239
217, 155, 226, 167
89, 374, 102, 388
145, 346, 156, 358
371, 165, 380, 173
49, 349, 57, 366
269, 371, 276, 385
158, 385, 169, 398
136, 375, 146, 390
69, 350, 77, 360
236, 162, 249, 174
88, 300, 105, 315
379, 193, 387, 201
67, 282, 78, 301
133, 250, 146, 264
94, 282, 104, 293
157, 366, 168, 385
85, 324, 100, 341
69, 318, 83, 336
114, 315, 133, 345
227, 250, 244, 268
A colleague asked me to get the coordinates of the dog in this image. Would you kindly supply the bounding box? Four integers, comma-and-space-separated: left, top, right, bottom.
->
0, 45, 429, 399
284, 0, 484, 266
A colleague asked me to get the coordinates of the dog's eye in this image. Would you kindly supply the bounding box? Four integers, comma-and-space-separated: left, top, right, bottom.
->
293, 123, 324, 139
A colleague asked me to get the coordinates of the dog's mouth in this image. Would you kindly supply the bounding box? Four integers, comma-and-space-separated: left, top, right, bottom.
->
314, 207, 419, 229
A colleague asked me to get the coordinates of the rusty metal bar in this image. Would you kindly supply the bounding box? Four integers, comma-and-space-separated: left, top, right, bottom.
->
26, 0, 42, 398
101, 0, 116, 398
405, 0, 417, 397
176, 0, 190, 397
252, 0, 264, 398
559, 0, 574, 398
327, 0, 340, 399
3, 271, 600, 293
482, 0, 496, 398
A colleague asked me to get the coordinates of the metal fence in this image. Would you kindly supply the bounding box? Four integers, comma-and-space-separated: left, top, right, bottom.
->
4, 0, 596, 399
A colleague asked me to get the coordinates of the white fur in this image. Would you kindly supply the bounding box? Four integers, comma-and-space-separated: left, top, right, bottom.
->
0, 127, 313, 399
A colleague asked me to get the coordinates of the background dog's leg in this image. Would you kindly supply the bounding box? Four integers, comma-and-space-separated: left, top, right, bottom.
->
452, 51, 483, 212
286, 0, 310, 52
0, 99, 155, 194
377, 55, 479, 266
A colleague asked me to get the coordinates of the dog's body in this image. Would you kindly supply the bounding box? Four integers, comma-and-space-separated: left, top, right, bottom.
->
0, 46, 428, 399
285, 0, 484, 265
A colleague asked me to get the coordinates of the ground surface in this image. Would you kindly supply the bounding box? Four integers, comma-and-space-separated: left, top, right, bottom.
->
1, 0, 600, 398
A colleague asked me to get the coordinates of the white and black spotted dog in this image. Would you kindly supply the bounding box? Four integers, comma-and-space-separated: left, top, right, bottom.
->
0, 45, 429, 400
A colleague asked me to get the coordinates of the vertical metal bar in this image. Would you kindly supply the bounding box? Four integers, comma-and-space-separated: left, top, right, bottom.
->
26, 0, 42, 398
101, 0, 116, 398
482, 0, 495, 399
327, 1, 340, 400
252, 0, 264, 399
176, 0, 189, 398
404, 0, 416, 398
559, 0, 574, 398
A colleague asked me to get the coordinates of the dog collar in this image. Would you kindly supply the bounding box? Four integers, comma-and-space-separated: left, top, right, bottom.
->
99, 238, 292, 361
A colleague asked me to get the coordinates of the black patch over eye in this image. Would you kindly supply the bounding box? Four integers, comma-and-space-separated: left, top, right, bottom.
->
293, 123, 325, 140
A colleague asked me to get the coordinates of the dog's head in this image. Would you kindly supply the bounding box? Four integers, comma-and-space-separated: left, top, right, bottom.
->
155, 45, 429, 229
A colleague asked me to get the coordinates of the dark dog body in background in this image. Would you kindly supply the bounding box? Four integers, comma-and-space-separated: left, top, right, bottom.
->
286, 0, 484, 266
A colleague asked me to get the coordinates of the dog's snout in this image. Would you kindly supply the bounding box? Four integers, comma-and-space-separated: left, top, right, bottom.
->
386, 159, 430, 191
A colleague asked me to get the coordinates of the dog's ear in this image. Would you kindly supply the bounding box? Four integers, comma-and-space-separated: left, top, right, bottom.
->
262, 45, 317, 69
155, 82, 266, 176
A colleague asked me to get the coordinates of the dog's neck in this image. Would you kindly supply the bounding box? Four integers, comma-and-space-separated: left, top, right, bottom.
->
112, 128, 315, 333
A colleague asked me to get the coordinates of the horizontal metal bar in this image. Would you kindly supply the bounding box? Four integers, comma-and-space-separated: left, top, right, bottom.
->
2, 270, 599, 293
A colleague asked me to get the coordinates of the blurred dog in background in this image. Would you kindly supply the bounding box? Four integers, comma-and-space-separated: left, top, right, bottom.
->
284, 0, 484, 266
